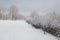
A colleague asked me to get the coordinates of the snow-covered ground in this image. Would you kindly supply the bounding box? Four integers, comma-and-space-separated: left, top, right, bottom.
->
0, 20, 58, 40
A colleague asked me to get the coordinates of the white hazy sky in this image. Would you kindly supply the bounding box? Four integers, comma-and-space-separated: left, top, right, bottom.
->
0, 0, 60, 13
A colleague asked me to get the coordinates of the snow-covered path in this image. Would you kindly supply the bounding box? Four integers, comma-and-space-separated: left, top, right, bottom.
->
0, 20, 58, 40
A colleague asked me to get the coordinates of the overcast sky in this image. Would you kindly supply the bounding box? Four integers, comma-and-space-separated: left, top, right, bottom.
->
0, 0, 60, 13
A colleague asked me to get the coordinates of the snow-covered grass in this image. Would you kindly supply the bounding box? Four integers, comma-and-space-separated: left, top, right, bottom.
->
0, 20, 58, 40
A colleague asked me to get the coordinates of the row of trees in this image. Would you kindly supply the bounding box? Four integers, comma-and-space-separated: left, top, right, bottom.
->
26, 11, 60, 29
26, 11, 60, 37
0, 5, 25, 20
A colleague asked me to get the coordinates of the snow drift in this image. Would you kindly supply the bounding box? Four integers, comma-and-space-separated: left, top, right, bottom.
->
0, 20, 58, 40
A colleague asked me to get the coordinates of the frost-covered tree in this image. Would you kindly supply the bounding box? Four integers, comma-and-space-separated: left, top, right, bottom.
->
0, 13, 3, 19
8, 5, 18, 20
0, 7, 6, 20
7, 5, 25, 20
27, 11, 40, 25
45, 12, 60, 29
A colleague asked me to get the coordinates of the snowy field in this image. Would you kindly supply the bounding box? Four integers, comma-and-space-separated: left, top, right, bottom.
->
0, 20, 58, 40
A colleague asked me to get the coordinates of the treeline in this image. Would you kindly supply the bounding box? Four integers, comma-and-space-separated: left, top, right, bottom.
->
26, 11, 60, 37
0, 5, 25, 20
